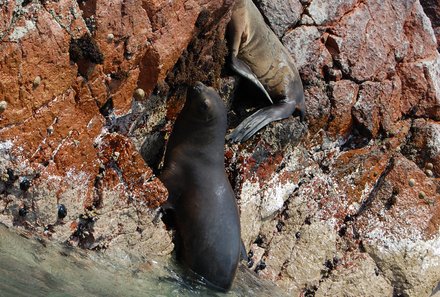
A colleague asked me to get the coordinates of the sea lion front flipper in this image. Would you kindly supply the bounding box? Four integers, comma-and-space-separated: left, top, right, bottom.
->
297, 94, 306, 122
240, 240, 247, 261
227, 100, 297, 142
230, 56, 273, 104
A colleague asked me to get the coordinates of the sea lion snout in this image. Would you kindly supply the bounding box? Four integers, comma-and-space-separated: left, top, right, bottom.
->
193, 81, 205, 91
190, 81, 216, 98
186, 82, 226, 123
188, 81, 208, 101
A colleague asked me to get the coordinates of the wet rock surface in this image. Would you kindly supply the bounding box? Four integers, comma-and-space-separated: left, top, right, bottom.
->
1, 0, 439, 296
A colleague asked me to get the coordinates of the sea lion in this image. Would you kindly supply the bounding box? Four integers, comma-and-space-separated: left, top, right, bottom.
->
160, 82, 242, 291
226, 0, 305, 142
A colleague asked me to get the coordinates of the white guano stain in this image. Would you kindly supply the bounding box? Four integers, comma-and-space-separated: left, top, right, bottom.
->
260, 178, 298, 219
0, 140, 14, 151
9, 20, 36, 42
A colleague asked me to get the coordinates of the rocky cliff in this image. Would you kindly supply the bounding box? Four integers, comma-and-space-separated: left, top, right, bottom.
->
0, 0, 439, 296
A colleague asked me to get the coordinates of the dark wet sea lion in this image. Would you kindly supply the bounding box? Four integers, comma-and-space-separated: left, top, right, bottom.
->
226, 0, 305, 142
160, 82, 242, 291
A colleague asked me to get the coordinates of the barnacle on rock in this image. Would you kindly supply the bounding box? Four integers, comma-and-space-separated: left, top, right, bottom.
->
134, 88, 146, 101
33, 76, 41, 88
0, 101, 7, 113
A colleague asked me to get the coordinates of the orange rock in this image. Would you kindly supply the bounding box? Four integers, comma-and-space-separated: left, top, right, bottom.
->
332, 146, 391, 206
328, 80, 358, 138
0, 9, 77, 127
356, 155, 440, 240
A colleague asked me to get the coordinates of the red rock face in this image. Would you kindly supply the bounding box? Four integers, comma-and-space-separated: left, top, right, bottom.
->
327, 80, 358, 138
0, 0, 233, 250
0, 0, 439, 295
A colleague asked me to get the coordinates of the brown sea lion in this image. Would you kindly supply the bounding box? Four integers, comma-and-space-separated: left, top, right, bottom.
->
226, 0, 305, 142
160, 82, 242, 291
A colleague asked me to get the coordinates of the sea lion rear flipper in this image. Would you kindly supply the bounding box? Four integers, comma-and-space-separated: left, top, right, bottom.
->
230, 56, 273, 104
227, 100, 296, 142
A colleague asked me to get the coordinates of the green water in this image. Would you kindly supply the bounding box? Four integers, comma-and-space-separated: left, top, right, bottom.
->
0, 224, 287, 297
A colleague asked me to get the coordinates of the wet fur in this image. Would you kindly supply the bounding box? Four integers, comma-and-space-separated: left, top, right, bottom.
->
160, 82, 242, 291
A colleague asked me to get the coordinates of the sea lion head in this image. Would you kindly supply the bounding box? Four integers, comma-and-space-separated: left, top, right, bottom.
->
182, 81, 227, 125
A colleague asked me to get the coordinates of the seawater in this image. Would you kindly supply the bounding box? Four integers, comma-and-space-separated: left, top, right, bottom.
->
0, 224, 288, 297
